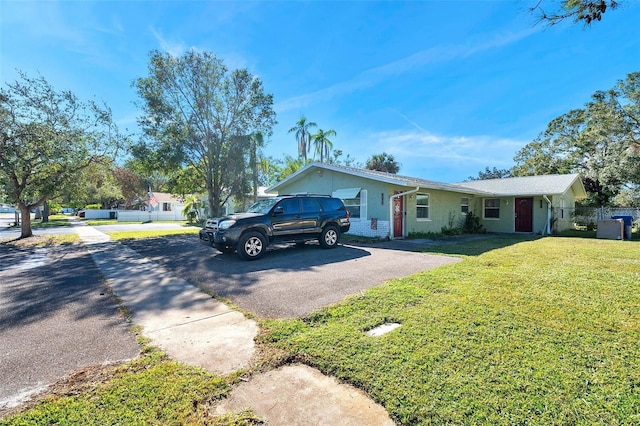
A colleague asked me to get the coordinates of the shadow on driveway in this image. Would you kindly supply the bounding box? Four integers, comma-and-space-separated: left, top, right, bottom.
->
0, 244, 139, 413
123, 236, 460, 318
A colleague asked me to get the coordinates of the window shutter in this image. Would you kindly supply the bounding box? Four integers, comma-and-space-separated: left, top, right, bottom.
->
360, 190, 367, 220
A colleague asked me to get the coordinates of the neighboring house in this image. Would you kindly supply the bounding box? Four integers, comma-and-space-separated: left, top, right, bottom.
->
266, 162, 587, 238
117, 191, 187, 222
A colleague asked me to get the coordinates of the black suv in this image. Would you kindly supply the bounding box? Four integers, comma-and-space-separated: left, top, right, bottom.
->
199, 194, 351, 260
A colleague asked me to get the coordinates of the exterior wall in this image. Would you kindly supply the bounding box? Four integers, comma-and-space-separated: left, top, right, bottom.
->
478, 194, 578, 234
273, 170, 479, 237
83, 209, 117, 219
272, 167, 582, 236
404, 189, 473, 235
478, 197, 514, 233
347, 218, 390, 238
552, 190, 577, 232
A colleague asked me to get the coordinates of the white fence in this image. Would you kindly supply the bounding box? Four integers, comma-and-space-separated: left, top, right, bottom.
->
117, 209, 187, 222
573, 207, 640, 226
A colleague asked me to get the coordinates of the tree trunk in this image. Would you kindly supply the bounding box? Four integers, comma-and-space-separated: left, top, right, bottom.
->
43, 201, 50, 222
19, 204, 33, 239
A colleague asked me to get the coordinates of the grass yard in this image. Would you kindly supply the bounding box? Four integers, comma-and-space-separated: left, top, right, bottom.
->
107, 228, 200, 240
261, 235, 640, 424
1, 349, 236, 426
2, 234, 638, 424
30, 214, 72, 228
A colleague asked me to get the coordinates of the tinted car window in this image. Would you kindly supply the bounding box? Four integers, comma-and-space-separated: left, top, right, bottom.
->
277, 198, 300, 215
318, 197, 345, 212
301, 198, 322, 214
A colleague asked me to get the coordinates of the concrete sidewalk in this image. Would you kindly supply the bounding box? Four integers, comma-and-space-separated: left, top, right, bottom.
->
72, 221, 258, 375
72, 221, 395, 424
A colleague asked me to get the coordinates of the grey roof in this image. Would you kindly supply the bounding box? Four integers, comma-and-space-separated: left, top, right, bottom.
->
267, 163, 587, 199
454, 174, 587, 198
267, 162, 490, 195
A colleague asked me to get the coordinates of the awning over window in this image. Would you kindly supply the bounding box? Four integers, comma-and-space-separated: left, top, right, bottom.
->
332, 188, 361, 199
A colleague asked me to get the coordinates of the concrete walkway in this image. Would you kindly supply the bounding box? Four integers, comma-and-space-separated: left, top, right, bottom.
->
72, 221, 258, 375
72, 221, 395, 424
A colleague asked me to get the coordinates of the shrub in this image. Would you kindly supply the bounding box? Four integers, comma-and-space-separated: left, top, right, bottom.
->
48, 202, 62, 214
85, 203, 102, 210
462, 211, 484, 234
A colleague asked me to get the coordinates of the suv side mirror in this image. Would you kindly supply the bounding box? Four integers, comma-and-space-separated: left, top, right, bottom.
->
273, 206, 284, 215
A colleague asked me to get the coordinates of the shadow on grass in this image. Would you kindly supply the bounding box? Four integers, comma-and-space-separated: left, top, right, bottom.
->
417, 234, 543, 257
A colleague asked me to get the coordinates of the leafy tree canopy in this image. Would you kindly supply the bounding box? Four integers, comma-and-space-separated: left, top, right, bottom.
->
513, 71, 640, 206
0, 71, 123, 238
530, 0, 620, 26
468, 167, 513, 181
133, 50, 276, 217
365, 152, 400, 174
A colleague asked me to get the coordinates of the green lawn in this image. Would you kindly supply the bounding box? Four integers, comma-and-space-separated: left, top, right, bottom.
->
107, 228, 200, 240
260, 235, 640, 424
30, 214, 72, 228
3, 234, 638, 424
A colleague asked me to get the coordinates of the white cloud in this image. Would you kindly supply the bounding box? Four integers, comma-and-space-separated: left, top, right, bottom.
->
369, 128, 525, 167
149, 26, 185, 57
274, 28, 538, 113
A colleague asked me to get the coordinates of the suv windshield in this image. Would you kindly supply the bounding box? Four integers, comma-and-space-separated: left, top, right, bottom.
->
245, 198, 280, 214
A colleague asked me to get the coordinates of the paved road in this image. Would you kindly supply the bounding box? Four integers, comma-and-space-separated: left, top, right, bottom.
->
124, 236, 462, 318
0, 214, 197, 240
0, 243, 140, 415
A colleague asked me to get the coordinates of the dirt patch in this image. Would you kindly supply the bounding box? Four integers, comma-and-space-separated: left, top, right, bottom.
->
0, 361, 127, 419
0, 235, 76, 248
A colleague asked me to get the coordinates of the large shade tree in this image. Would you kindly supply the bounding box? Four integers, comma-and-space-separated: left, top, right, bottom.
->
134, 50, 276, 217
0, 72, 122, 238
513, 71, 640, 206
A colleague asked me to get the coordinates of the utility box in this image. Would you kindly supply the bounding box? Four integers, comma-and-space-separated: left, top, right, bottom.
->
611, 215, 633, 240
596, 219, 624, 240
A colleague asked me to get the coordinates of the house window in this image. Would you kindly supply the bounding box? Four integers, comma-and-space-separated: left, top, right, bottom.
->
343, 197, 360, 218
333, 188, 367, 220
461, 197, 469, 215
484, 198, 500, 219
162, 202, 171, 212
560, 199, 565, 219
416, 194, 429, 219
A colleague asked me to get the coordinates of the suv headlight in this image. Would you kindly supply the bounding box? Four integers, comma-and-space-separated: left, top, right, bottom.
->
218, 220, 236, 230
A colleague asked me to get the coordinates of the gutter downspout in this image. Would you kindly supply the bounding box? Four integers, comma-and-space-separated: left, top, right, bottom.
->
543, 195, 552, 235
389, 187, 420, 240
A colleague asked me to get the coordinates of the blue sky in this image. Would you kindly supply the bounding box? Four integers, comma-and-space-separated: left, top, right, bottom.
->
2, 1, 639, 183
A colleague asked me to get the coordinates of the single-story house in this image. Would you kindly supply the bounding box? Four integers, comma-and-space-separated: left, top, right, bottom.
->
117, 192, 188, 222
266, 162, 587, 238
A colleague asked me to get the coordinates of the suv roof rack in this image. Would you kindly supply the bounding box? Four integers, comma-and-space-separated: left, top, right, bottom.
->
280, 193, 331, 197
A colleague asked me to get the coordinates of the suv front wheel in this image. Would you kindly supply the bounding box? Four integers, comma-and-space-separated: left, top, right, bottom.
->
319, 225, 339, 249
238, 231, 267, 260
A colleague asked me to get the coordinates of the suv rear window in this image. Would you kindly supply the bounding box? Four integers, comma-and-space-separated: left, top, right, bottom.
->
318, 197, 345, 212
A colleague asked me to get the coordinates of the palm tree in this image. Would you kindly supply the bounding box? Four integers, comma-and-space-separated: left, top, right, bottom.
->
312, 128, 337, 163
288, 116, 317, 162
365, 152, 400, 174
181, 195, 205, 223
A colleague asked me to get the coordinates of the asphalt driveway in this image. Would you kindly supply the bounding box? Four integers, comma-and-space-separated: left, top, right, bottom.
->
123, 236, 462, 318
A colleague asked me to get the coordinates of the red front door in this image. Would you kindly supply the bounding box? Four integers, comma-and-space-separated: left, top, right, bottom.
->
393, 193, 403, 237
515, 197, 533, 232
